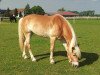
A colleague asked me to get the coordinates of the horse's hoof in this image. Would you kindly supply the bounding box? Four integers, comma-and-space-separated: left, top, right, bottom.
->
32, 58, 36, 62
50, 60, 55, 64
23, 55, 28, 59
50, 61, 55, 64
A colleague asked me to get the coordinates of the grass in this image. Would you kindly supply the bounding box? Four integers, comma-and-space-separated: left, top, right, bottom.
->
0, 19, 100, 75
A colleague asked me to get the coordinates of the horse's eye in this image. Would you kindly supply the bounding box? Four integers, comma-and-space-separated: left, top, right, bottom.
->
73, 54, 76, 56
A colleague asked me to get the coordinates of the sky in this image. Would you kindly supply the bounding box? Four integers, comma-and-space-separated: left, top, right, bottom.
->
0, 0, 100, 14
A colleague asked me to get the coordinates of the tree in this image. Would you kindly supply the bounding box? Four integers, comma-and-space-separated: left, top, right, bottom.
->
31, 6, 45, 15
68, 10, 80, 14
19, 12, 23, 17
4, 8, 10, 17
14, 8, 18, 17
24, 4, 31, 16
58, 7, 66, 12
79, 10, 95, 16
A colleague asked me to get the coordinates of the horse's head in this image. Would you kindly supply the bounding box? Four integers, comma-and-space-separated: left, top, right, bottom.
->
73, 44, 81, 59
68, 45, 81, 67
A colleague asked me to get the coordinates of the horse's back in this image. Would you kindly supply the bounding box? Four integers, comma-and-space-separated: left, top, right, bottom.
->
20, 14, 64, 37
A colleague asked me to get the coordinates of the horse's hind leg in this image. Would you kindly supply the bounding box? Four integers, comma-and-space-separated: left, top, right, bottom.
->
24, 33, 36, 62
22, 48, 28, 59
50, 37, 56, 64
22, 35, 28, 59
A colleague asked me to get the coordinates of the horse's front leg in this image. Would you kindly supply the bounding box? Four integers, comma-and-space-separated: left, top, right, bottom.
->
60, 39, 72, 63
50, 37, 56, 64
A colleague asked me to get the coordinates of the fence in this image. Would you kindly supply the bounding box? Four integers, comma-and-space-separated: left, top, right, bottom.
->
0, 17, 9, 21
0, 16, 100, 22
66, 16, 100, 20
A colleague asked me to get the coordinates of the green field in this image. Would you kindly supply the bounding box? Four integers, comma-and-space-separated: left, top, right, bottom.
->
0, 19, 100, 75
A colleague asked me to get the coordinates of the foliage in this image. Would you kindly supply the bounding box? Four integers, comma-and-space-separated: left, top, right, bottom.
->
14, 8, 18, 17
4, 8, 10, 17
94, 14, 100, 17
58, 7, 66, 12
79, 10, 95, 16
68, 10, 80, 14
57, 10, 96, 16
24, 4, 32, 16
31, 6, 45, 15
0, 20, 100, 75
19, 12, 23, 17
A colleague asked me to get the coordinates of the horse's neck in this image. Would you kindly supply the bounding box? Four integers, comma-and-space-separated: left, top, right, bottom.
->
65, 20, 76, 51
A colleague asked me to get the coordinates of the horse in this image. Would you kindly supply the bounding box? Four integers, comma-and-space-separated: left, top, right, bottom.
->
18, 14, 81, 67
9, 15, 17, 23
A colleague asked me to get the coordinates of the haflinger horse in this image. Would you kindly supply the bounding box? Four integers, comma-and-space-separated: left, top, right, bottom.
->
18, 14, 81, 67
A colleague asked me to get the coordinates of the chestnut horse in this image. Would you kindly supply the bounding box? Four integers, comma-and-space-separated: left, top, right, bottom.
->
18, 14, 81, 67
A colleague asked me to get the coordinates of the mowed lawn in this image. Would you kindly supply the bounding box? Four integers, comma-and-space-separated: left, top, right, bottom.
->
0, 19, 100, 75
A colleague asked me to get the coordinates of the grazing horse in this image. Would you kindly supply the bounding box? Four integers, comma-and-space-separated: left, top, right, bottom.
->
18, 14, 81, 67
9, 15, 17, 22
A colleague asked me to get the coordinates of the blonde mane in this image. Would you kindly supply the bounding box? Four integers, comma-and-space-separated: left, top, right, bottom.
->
54, 14, 77, 52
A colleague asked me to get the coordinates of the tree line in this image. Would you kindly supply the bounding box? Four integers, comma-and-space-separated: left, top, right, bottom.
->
58, 8, 98, 16
24, 4, 45, 16
1, 4, 100, 17
1, 4, 45, 17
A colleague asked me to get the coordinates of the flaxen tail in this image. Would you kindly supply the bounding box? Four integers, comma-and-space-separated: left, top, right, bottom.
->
18, 18, 25, 51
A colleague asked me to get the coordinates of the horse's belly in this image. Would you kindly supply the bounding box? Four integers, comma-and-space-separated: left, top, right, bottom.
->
33, 30, 49, 37
28, 24, 61, 38
28, 24, 49, 37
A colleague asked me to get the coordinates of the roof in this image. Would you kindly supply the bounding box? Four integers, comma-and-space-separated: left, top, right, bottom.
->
9, 8, 24, 14
59, 12, 79, 16
48, 11, 79, 16
17, 8, 24, 13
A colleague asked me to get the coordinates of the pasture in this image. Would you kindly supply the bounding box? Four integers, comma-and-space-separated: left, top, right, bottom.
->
0, 19, 100, 75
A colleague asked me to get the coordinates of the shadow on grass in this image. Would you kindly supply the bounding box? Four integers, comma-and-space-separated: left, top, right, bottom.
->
79, 52, 99, 67
35, 51, 99, 66
35, 51, 67, 63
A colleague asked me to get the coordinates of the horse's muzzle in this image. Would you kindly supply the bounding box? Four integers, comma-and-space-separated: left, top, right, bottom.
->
71, 61, 79, 68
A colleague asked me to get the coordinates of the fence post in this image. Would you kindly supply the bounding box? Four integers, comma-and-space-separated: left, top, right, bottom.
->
73, 17, 75, 24
0, 17, 1, 24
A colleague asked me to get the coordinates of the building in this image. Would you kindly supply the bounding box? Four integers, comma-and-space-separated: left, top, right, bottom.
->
48, 11, 79, 17
10, 8, 24, 18
59, 11, 79, 17
17, 8, 24, 17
